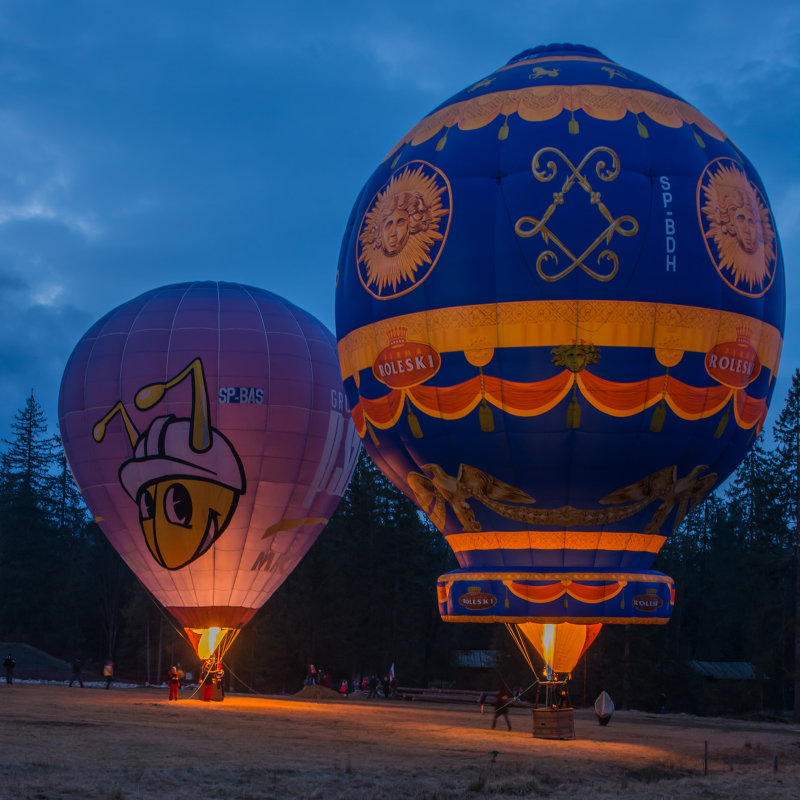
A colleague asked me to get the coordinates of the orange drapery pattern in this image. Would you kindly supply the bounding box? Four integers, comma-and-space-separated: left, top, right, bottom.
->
505, 579, 626, 605
350, 369, 767, 433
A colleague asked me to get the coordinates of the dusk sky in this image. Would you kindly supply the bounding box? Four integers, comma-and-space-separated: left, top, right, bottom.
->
0, 0, 797, 439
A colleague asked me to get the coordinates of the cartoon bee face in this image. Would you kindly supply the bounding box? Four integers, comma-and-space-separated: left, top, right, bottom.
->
137, 477, 239, 570
94, 359, 246, 571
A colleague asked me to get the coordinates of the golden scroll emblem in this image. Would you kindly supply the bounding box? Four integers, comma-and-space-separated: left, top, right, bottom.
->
514, 146, 638, 282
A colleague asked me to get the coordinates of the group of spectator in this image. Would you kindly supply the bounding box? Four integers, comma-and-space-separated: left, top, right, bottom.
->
305, 665, 399, 698
361, 673, 398, 698
304, 663, 332, 688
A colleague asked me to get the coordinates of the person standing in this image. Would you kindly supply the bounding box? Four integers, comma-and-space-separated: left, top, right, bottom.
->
168, 666, 181, 701
200, 661, 214, 701
491, 688, 512, 731
211, 662, 225, 701
367, 674, 378, 699
69, 658, 84, 687
3, 654, 15, 685
103, 660, 114, 689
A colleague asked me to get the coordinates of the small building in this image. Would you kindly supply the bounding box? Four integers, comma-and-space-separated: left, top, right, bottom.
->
688, 661, 756, 681
452, 649, 500, 689
687, 660, 761, 715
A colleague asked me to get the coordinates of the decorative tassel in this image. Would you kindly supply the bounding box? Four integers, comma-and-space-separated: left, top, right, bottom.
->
636, 116, 649, 138
436, 129, 448, 151
407, 400, 423, 439
568, 111, 579, 135
563, 594, 569, 609
567, 386, 581, 429
620, 594, 625, 610
693, 128, 706, 148
478, 367, 494, 431
366, 421, 379, 446
714, 401, 730, 439
504, 588, 509, 609
650, 398, 667, 433
498, 116, 509, 140
479, 398, 494, 432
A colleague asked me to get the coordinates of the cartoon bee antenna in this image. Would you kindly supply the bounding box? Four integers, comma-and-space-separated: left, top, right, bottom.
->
93, 358, 246, 571
93, 358, 212, 450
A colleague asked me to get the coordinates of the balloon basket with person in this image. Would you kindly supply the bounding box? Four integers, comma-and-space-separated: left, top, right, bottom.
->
199, 659, 225, 702
530, 680, 576, 740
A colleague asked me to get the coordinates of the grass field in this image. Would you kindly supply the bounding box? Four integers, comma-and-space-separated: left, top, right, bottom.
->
0, 682, 798, 799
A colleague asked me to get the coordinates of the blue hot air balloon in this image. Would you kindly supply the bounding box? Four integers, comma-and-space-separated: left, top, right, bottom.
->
334, 44, 785, 673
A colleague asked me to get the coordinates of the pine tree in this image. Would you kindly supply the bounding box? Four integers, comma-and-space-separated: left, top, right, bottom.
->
0, 393, 61, 644
726, 435, 785, 549
771, 368, 800, 721
0, 391, 55, 504
49, 433, 88, 535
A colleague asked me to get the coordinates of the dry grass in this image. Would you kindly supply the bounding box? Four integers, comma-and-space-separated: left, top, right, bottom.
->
0, 683, 798, 799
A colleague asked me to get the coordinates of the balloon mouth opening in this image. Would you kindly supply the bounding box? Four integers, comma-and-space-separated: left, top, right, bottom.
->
511, 621, 603, 678
506, 43, 611, 66
184, 626, 239, 661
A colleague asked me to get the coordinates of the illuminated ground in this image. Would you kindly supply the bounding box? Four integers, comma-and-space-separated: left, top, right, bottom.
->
1, 683, 798, 798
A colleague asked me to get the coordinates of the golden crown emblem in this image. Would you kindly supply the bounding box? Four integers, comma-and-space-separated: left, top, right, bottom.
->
735, 326, 752, 343
387, 327, 408, 345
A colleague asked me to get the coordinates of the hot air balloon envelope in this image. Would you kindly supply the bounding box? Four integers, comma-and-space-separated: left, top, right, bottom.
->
60, 281, 359, 657
334, 43, 785, 634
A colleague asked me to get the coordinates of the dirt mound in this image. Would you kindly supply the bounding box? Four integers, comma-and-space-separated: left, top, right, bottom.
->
294, 684, 343, 700
0, 642, 77, 681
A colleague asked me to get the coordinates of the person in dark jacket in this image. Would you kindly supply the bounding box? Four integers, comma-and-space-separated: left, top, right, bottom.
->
69, 658, 84, 687
491, 688, 512, 730
367, 674, 379, 699
211, 662, 225, 701
3, 654, 15, 684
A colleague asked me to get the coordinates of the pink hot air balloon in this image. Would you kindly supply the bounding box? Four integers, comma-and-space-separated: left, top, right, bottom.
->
59, 282, 359, 661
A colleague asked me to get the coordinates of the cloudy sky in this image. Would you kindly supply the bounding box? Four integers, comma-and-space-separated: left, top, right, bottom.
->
0, 0, 797, 440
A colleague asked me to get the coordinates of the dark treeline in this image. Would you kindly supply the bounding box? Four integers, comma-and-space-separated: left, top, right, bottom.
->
1, 373, 798, 717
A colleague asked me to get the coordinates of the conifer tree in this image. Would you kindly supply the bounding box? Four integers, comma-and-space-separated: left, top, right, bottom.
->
771, 368, 800, 721
0, 391, 54, 503
49, 433, 89, 535
0, 393, 61, 644
723, 436, 790, 691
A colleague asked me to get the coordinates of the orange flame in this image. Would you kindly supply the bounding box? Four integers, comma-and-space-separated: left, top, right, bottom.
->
517, 622, 602, 675
541, 624, 556, 678
184, 626, 239, 661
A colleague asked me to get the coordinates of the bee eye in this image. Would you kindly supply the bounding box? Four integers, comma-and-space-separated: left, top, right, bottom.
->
164, 483, 193, 526
139, 489, 155, 520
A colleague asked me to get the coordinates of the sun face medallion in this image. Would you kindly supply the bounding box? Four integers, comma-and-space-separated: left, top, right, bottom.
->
356, 161, 451, 299
698, 157, 777, 298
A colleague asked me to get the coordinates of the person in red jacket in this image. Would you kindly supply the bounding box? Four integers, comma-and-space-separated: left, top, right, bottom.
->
167, 666, 181, 701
